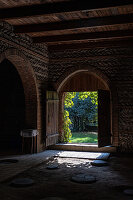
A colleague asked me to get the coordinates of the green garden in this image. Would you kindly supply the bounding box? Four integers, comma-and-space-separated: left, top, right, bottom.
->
63, 92, 98, 143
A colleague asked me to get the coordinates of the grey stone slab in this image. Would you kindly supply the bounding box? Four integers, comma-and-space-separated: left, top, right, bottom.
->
91, 160, 108, 167
10, 178, 35, 187
96, 153, 110, 160
46, 163, 59, 169
71, 174, 96, 184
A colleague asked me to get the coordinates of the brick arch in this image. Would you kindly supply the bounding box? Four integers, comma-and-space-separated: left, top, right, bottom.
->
56, 66, 111, 92
0, 48, 38, 128
56, 65, 119, 147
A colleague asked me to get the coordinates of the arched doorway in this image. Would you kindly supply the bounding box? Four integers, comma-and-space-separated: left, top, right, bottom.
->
0, 49, 38, 154
56, 69, 118, 148
0, 59, 25, 153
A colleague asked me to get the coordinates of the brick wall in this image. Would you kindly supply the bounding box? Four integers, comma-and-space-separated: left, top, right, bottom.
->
49, 47, 133, 152
0, 22, 49, 152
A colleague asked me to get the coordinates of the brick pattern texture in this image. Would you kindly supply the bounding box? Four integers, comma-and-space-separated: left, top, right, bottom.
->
49, 47, 133, 152
0, 22, 49, 152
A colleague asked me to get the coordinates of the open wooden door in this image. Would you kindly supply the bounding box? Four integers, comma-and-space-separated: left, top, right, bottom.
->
98, 90, 111, 147
45, 91, 59, 147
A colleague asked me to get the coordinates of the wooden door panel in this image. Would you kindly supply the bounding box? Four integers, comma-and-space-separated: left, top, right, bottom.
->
98, 90, 111, 147
46, 91, 59, 147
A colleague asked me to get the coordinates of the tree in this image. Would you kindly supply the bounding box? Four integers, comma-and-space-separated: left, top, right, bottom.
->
66, 92, 98, 132
78, 92, 98, 108
63, 91, 98, 142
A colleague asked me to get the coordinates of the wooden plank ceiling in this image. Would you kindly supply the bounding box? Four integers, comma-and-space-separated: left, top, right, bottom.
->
0, 0, 133, 50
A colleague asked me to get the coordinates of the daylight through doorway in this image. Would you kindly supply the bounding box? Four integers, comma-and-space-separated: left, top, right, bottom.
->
63, 92, 98, 144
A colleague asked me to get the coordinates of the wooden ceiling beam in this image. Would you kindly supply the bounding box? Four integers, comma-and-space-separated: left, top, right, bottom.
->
32, 30, 133, 43
48, 38, 133, 51
14, 14, 133, 33
0, 0, 132, 20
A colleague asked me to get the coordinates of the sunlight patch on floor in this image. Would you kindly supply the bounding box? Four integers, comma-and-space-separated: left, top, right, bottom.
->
54, 150, 110, 160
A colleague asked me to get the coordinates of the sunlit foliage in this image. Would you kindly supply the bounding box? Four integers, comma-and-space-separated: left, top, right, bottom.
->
78, 92, 98, 108
64, 92, 76, 108
63, 92, 98, 142
63, 110, 72, 142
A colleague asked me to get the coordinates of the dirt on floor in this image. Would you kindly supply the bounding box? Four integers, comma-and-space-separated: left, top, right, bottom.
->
0, 154, 133, 200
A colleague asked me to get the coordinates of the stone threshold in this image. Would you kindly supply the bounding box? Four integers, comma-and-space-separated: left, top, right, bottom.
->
48, 143, 117, 153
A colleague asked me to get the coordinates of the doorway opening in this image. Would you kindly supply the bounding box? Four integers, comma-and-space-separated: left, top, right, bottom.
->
57, 70, 113, 150
46, 70, 118, 152
0, 59, 25, 154
63, 91, 98, 144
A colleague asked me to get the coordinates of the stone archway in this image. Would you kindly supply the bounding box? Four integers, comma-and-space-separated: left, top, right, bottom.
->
56, 66, 118, 147
0, 49, 38, 152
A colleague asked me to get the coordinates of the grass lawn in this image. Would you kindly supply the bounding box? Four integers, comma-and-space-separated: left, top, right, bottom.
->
69, 132, 98, 143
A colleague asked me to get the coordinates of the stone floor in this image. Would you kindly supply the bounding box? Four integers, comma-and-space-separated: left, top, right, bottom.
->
0, 150, 58, 183
0, 150, 133, 200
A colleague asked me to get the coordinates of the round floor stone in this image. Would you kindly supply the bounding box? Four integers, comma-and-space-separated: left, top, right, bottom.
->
40, 197, 66, 200
123, 189, 133, 196
91, 160, 108, 167
10, 178, 35, 187
46, 163, 59, 170
0, 159, 19, 164
71, 174, 96, 184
